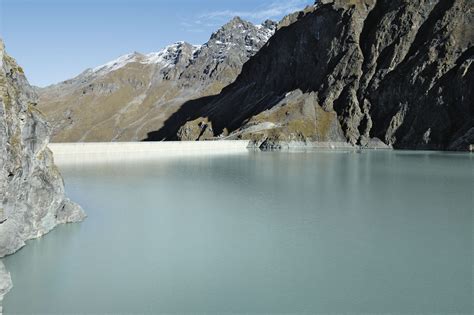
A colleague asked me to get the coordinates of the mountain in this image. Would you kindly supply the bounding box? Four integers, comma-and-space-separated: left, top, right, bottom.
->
147, 0, 473, 151
37, 17, 276, 142
0, 40, 85, 308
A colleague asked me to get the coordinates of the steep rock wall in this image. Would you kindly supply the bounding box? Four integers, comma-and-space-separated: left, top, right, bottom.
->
148, 0, 473, 151
0, 40, 85, 309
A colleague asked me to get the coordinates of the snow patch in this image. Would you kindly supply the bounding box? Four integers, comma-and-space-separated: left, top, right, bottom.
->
93, 42, 201, 74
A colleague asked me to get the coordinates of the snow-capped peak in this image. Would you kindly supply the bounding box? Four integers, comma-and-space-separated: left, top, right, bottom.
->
92, 42, 200, 74
89, 17, 275, 77
145, 42, 200, 66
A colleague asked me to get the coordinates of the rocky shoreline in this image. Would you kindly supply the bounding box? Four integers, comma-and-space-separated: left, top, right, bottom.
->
249, 139, 391, 151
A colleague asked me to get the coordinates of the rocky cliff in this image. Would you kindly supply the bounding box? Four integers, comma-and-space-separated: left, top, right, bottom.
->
37, 18, 276, 142
148, 0, 473, 151
0, 40, 85, 309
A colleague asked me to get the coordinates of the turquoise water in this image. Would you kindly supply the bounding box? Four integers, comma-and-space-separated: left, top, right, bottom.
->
4, 150, 473, 314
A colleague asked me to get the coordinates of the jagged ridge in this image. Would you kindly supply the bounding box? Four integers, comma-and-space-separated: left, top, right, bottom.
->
37, 18, 277, 142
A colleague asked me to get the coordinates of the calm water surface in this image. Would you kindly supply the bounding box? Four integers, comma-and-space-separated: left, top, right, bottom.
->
4, 150, 473, 314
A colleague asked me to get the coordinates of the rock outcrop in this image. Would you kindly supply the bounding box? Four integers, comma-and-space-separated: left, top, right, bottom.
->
37, 18, 276, 142
148, 0, 473, 151
0, 262, 11, 314
0, 40, 85, 309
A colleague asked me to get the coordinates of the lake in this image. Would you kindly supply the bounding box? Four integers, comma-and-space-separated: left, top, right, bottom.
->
3, 150, 473, 314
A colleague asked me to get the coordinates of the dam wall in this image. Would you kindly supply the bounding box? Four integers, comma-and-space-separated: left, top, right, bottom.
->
49, 141, 251, 165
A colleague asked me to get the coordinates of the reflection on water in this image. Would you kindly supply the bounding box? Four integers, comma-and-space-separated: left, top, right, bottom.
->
4, 150, 474, 314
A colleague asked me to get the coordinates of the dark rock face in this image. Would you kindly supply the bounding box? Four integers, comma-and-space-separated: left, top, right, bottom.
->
148, 0, 473, 151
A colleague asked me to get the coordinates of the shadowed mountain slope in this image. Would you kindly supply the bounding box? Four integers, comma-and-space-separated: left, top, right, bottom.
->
147, 0, 473, 151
